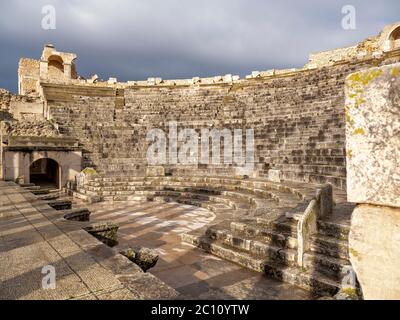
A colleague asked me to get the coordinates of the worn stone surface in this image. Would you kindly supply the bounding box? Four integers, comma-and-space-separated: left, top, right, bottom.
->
63, 208, 91, 221
84, 222, 119, 247
120, 247, 159, 272
83, 199, 315, 300
146, 166, 165, 177
0, 182, 176, 300
349, 204, 400, 300
3, 120, 62, 138
345, 63, 400, 207
316, 184, 333, 218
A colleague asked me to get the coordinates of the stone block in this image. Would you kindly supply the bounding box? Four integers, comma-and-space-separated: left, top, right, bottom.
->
316, 184, 333, 218
146, 166, 165, 177
267, 169, 281, 183
345, 63, 400, 207
223, 74, 233, 83
349, 204, 400, 299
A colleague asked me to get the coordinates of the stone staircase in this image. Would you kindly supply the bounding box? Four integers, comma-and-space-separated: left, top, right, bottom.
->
182, 203, 352, 297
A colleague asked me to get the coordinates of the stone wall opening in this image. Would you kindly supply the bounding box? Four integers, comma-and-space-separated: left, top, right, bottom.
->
29, 158, 60, 189
389, 26, 400, 50
47, 55, 64, 81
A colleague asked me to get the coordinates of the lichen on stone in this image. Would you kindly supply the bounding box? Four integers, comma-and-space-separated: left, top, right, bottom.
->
82, 167, 98, 176
348, 69, 383, 87
349, 247, 361, 261
393, 67, 399, 78
353, 128, 366, 135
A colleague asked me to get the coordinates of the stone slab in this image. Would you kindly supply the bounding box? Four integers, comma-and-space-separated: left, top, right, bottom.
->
345, 63, 400, 207
349, 204, 400, 299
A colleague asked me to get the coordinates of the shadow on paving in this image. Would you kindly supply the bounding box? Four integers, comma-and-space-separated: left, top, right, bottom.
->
87, 200, 313, 300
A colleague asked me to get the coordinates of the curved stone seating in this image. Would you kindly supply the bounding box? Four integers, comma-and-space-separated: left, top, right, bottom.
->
77, 175, 310, 223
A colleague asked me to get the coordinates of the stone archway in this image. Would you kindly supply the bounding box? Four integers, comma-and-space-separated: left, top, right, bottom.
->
47, 55, 65, 81
389, 26, 400, 50
29, 158, 61, 189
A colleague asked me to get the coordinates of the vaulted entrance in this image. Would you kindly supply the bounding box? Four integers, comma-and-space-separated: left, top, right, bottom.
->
29, 158, 61, 189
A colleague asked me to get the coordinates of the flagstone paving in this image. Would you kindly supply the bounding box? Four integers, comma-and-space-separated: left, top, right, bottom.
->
84, 200, 314, 300
0, 182, 177, 300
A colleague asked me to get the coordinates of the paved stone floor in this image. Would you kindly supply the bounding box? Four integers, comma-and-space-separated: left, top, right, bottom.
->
84, 200, 314, 300
0, 182, 177, 300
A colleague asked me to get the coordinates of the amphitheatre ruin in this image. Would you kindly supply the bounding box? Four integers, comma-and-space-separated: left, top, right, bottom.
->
0, 22, 399, 300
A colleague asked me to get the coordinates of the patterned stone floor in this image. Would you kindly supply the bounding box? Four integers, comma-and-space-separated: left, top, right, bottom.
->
84, 200, 314, 300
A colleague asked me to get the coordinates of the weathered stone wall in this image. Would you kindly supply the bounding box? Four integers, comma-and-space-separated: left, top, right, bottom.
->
42, 53, 400, 189
18, 58, 40, 96
3, 149, 82, 187
346, 63, 400, 299
1, 89, 43, 121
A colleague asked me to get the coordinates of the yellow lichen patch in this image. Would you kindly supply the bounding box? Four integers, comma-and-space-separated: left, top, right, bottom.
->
348, 69, 383, 87
353, 128, 365, 135
354, 97, 366, 108
349, 248, 361, 261
82, 167, 97, 175
393, 67, 399, 78
345, 111, 355, 126
346, 149, 353, 159
341, 288, 359, 299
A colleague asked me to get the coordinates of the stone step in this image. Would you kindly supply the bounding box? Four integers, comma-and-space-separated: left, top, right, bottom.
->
36, 193, 60, 201
150, 195, 232, 214
263, 263, 340, 297
144, 190, 250, 211
30, 188, 51, 195
161, 183, 300, 205
86, 175, 308, 201
230, 221, 298, 249
310, 235, 349, 260
19, 183, 36, 187
23, 185, 41, 190
63, 208, 91, 222
303, 252, 350, 281
206, 227, 297, 265
182, 233, 340, 296
182, 233, 272, 273
46, 199, 72, 210
159, 187, 272, 211
72, 191, 101, 203
317, 220, 350, 240
272, 220, 298, 236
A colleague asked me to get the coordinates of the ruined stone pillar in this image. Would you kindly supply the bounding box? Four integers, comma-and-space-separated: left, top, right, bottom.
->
63, 63, 72, 80
39, 60, 48, 79
345, 63, 400, 299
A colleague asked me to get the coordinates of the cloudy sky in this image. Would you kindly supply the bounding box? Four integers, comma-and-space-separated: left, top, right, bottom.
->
0, 0, 398, 92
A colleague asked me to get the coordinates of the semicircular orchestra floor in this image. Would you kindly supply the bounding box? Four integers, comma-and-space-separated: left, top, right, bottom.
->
82, 200, 313, 300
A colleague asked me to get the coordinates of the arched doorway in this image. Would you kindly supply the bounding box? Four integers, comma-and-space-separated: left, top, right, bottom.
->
47, 55, 64, 81
389, 26, 400, 50
29, 158, 61, 189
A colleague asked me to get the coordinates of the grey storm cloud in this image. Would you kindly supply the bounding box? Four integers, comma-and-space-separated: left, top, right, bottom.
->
0, 0, 399, 92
